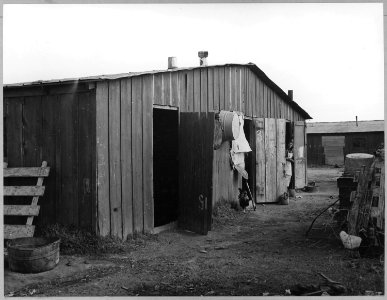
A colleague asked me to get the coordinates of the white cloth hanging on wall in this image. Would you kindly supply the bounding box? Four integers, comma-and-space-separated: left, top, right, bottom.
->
231, 115, 252, 153
229, 113, 251, 179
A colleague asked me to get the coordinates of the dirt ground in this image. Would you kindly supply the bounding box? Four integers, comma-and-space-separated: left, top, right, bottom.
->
4, 167, 384, 296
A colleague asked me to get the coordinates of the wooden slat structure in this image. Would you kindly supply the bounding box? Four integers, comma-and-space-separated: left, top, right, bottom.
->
4, 63, 311, 238
371, 155, 385, 230
4, 161, 50, 239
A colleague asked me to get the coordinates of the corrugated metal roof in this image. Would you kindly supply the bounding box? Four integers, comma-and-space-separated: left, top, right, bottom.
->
307, 120, 385, 134
3, 63, 311, 119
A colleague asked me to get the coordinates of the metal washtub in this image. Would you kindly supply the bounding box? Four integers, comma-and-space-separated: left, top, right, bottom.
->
7, 237, 60, 273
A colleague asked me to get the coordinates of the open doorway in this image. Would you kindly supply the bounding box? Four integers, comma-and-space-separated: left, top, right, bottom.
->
286, 121, 295, 189
153, 108, 179, 227
242, 119, 255, 201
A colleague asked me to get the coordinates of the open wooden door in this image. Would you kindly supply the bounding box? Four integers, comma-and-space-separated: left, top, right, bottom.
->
178, 112, 214, 235
294, 121, 307, 188
254, 118, 287, 203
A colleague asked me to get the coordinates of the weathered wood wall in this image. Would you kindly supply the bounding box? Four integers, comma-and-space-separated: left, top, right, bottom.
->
96, 76, 153, 239
5, 64, 308, 239
95, 65, 308, 237
4, 84, 96, 230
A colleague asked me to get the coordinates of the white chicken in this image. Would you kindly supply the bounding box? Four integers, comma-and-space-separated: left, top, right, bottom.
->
339, 231, 362, 249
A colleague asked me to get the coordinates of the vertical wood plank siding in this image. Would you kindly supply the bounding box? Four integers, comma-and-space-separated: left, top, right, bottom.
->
108, 81, 122, 238
131, 76, 144, 233
96, 75, 154, 237
96, 82, 110, 236
142, 75, 154, 233
5, 64, 306, 238
4, 87, 96, 231
120, 79, 133, 239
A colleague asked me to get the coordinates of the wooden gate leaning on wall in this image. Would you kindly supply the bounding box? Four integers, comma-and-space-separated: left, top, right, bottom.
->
255, 118, 287, 203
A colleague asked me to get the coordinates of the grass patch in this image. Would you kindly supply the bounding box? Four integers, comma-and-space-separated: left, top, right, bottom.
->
35, 224, 156, 255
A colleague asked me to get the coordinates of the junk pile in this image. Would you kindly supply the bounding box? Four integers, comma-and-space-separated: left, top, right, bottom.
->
336, 148, 384, 256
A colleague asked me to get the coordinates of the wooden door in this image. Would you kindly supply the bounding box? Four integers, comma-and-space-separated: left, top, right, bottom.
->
178, 112, 214, 235
254, 118, 287, 202
276, 119, 287, 199
294, 121, 307, 188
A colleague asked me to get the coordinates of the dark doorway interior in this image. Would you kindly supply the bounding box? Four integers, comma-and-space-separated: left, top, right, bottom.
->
285, 121, 295, 189
242, 119, 254, 199
153, 108, 179, 227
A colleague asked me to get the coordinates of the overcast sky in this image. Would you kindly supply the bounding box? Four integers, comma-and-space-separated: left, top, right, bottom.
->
3, 3, 384, 122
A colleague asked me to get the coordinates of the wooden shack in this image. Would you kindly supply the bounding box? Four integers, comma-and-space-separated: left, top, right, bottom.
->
4, 63, 311, 239
307, 120, 384, 166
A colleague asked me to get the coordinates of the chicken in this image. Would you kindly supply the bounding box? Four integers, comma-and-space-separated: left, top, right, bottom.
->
340, 231, 362, 249
238, 188, 250, 212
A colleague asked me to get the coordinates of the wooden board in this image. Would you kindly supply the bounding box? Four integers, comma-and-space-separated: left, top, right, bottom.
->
207, 68, 214, 111
4, 97, 23, 166
230, 68, 236, 111
41, 94, 58, 226
142, 75, 154, 233
154, 73, 164, 105
178, 72, 187, 112
265, 118, 277, 202
193, 69, 201, 112
22, 96, 42, 167
96, 81, 110, 236
4, 167, 50, 177
60, 93, 79, 226
108, 80, 122, 239
163, 73, 171, 106
78, 92, 94, 230
120, 78, 133, 239
294, 121, 307, 189
276, 119, 287, 199
254, 118, 265, 203
4, 225, 35, 240
218, 67, 225, 110
131, 76, 144, 233
4, 186, 45, 196
178, 112, 214, 235
200, 68, 208, 113
249, 71, 256, 118
347, 168, 369, 235
171, 72, 180, 107
235, 68, 241, 112
213, 68, 220, 111
187, 71, 194, 112
246, 119, 256, 201
4, 205, 40, 216
225, 67, 231, 110
27, 161, 47, 225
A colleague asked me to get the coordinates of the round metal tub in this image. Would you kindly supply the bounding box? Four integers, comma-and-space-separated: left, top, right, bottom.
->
7, 237, 60, 273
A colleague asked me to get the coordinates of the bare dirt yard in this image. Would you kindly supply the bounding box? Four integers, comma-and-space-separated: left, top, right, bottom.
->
4, 167, 384, 297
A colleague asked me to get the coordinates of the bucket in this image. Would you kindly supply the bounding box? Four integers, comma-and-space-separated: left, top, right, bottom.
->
7, 237, 60, 273
289, 189, 296, 197
278, 192, 289, 205
219, 111, 240, 141
344, 153, 374, 176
